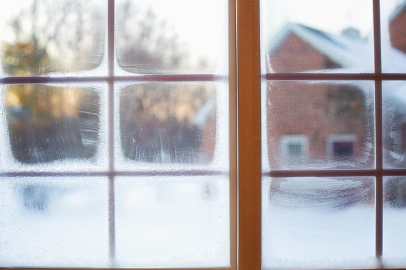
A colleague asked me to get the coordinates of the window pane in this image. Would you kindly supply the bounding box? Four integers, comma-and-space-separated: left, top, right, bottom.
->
383, 176, 406, 267
262, 177, 375, 269
115, 176, 230, 268
115, 0, 228, 74
263, 81, 375, 170
0, 0, 107, 76
116, 82, 229, 170
261, 0, 373, 73
0, 84, 108, 172
383, 81, 406, 168
0, 177, 109, 267
382, 0, 406, 73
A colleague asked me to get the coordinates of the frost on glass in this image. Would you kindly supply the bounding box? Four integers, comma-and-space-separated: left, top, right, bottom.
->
0, 85, 104, 170
262, 177, 375, 269
0, 177, 109, 267
115, 0, 228, 74
115, 176, 230, 268
119, 83, 217, 164
0, 0, 106, 76
261, 0, 373, 73
383, 176, 406, 267
263, 81, 374, 170
381, 0, 406, 73
383, 81, 406, 168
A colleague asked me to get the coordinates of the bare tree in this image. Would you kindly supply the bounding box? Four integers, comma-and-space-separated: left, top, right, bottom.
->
1, 0, 214, 164
2, 0, 105, 75
116, 1, 187, 73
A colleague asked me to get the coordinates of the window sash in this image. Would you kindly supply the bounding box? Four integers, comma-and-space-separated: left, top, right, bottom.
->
2, 0, 406, 269
257, 0, 406, 269
0, 0, 237, 269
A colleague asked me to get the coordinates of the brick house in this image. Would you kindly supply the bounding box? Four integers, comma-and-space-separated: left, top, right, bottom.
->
390, 1, 406, 55
266, 23, 374, 169
262, 2, 406, 206
197, 3, 406, 170
385, 1, 406, 170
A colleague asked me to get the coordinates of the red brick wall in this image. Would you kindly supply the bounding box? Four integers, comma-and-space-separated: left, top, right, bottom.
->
390, 8, 406, 54
270, 34, 339, 73
266, 81, 371, 168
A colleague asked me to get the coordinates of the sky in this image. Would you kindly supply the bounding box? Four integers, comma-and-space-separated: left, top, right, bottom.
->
263, 0, 405, 39
0, 0, 228, 60
0, 0, 405, 60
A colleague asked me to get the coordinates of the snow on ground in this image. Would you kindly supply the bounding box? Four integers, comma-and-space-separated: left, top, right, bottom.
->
262, 178, 406, 269
1, 176, 406, 268
0, 176, 229, 268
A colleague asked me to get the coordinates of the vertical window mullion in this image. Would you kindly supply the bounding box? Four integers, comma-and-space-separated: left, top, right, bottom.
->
237, 0, 262, 269
373, 0, 384, 260
108, 0, 116, 265
229, 0, 238, 269
373, 0, 383, 259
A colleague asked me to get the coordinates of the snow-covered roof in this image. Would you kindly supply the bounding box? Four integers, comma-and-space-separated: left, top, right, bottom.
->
269, 22, 406, 112
268, 22, 373, 69
390, 0, 406, 21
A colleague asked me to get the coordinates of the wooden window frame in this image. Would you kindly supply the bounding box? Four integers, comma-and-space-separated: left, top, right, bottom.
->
0, 0, 237, 269
2, 0, 406, 269
239, 0, 406, 269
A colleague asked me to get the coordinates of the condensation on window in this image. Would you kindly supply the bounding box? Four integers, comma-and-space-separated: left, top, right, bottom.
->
0, 0, 107, 77
262, 177, 376, 269
0, 84, 108, 172
0, 177, 109, 267
262, 81, 375, 170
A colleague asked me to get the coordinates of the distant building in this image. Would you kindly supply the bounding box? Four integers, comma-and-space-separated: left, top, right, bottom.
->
266, 23, 374, 169
262, 1, 406, 206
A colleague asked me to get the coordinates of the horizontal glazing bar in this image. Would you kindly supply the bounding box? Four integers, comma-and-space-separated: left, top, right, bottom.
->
265, 169, 406, 178
0, 75, 228, 85
0, 170, 228, 178
0, 268, 232, 270
264, 73, 406, 81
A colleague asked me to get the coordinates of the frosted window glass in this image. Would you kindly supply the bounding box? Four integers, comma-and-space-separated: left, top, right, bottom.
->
383, 81, 406, 168
381, 0, 406, 73
116, 82, 229, 171
0, 0, 106, 76
383, 176, 406, 267
0, 84, 108, 172
0, 177, 109, 267
119, 83, 216, 164
115, 176, 230, 268
261, 0, 373, 73
263, 81, 375, 170
115, 0, 228, 74
262, 177, 376, 269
